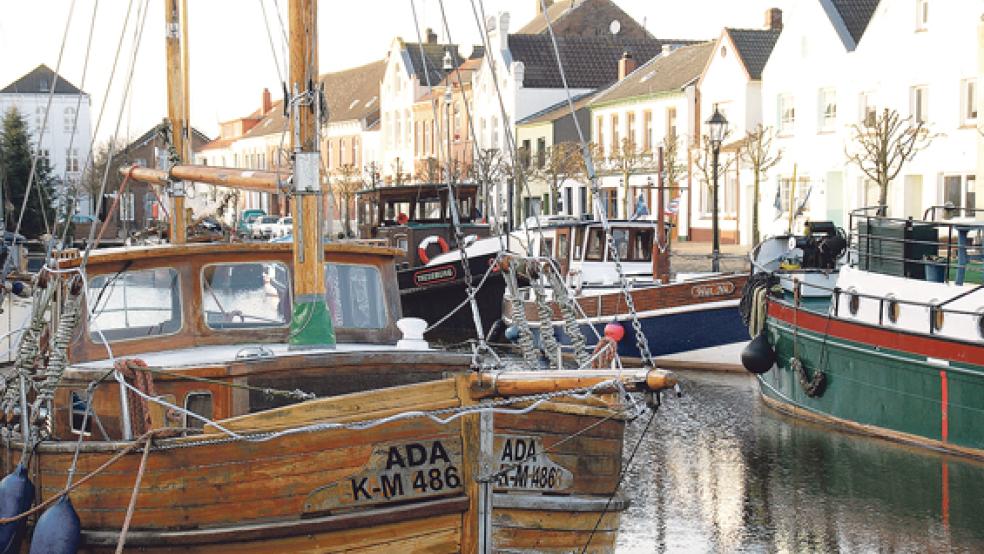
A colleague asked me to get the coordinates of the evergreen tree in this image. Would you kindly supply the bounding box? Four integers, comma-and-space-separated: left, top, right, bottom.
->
0, 107, 56, 238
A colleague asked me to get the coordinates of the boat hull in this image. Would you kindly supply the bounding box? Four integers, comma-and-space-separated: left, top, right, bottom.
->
760, 300, 984, 459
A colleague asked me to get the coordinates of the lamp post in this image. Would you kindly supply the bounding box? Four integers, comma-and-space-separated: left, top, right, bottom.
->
706, 107, 728, 273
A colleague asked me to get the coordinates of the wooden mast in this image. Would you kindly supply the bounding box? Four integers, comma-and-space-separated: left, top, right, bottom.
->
164, 0, 188, 244
288, 0, 334, 348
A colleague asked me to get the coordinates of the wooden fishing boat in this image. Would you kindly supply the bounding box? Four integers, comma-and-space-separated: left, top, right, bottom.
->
503, 220, 748, 359
742, 208, 984, 459
0, 1, 680, 552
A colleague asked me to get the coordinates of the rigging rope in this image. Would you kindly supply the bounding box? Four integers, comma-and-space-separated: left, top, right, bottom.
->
535, 0, 656, 367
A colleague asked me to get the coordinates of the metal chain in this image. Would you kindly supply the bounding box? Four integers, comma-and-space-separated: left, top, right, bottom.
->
545, 263, 591, 369
504, 268, 538, 370
604, 232, 654, 365
531, 278, 560, 369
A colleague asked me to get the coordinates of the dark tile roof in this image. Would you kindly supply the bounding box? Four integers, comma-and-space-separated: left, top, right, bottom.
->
0, 64, 84, 95
829, 0, 880, 45
507, 34, 665, 89
725, 28, 781, 80
125, 120, 211, 152
244, 59, 386, 139
589, 42, 714, 106
517, 0, 652, 40
403, 42, 484, 86
517, 92, 596, 125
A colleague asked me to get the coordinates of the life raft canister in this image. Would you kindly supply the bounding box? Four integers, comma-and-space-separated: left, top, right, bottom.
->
417, 235, 450, 265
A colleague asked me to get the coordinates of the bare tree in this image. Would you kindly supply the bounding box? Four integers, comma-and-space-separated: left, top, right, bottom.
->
661, 132, 687, 190
846, 108, 936, 214
692, 133, 736, 216
741, 125, 783, 244
606, 138, 658, 218
333, 164, 363, 237
82, 138, 127, 215
527, 142, 584, 215
471, 148, 510, 228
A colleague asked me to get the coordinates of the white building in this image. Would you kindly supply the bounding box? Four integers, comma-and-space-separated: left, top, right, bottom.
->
588, 43, 714, 230
762, 0, 981, 235
695, 13, 783, 245
0, 64, 93, 214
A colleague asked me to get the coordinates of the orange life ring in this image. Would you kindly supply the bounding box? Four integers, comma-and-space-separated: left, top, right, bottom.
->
417, 235, 450, 265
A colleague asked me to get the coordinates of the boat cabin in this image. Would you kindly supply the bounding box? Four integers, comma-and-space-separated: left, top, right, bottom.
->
356, 183, 490, 267
524, 220, 663, 286
51, 242, 470, 441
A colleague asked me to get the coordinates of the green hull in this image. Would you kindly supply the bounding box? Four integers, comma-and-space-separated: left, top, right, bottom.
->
761, 312, 984, 457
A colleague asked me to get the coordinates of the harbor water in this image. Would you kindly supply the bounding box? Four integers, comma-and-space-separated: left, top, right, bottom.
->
616, 370, 984, 553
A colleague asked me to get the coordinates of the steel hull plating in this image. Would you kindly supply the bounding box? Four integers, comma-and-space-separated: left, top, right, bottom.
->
761, 301, 984, 458
540, 302, 748, 358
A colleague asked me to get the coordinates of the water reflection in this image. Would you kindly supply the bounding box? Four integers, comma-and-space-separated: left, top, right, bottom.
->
617, 372, 984, 552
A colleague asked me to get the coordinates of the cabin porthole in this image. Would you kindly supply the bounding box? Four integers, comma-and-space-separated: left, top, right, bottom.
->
885, 296, 900, 324
847, 289, 860, 316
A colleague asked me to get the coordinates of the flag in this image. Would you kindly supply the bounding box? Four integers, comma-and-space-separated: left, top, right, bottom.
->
631, 194, 649, 220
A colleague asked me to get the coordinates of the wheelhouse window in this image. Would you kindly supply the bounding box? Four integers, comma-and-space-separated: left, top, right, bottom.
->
70, 391, 92, 435
325, 263, 387, 329
585, 228, 605, 261
88, 268, 181, 341
202, 262, 290, 329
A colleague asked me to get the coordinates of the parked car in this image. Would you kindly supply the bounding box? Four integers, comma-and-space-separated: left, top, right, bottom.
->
275, 216, 293, 237
252, 215, 282, 239
238, 209, 266, 237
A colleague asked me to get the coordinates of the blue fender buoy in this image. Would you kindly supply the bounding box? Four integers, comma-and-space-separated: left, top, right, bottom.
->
741, 333, 776, 374
0, 464, 34, 554
504, 325, 520, 342
29, 496, 80, 554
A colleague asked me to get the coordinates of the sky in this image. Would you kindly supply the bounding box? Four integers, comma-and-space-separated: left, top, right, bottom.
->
0, 0, 788, 144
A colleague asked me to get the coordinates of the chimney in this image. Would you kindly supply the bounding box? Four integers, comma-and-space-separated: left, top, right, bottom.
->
426, 28, 438, 44
617, 51, 636, 80
765, 8, 783, 31
536, 0, 554, 15
261, 88, 272, 115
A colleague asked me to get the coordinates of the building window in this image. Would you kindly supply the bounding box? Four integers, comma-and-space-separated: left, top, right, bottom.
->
579, 186, 587, 217
38, 149, 50, 164
962, 79, 978, 125
643, 110, 652, 151
595, 115, 604, 154
778, 176, 811, 215
916, 0, 929, 30
860, 92, 877, 126
66, 148, 80, 172
626, 112, 636, 149
119, 192, 136, 222
520, 139, 531, 168
819, 88, 837, 131
536, 137, 546, 168
911, 86, 928, 124
604, 189, 618, 219
491, 117, 499, 149
63, 107, 77, 134
943, 174, 976, 218
610, 114, 620, 156
778, 94, 795, 134
35, 106, 47, 134
666, 107, 677, 140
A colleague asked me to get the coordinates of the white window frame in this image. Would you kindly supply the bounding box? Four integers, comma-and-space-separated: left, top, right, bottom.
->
778, 94, 795, 134
911, 85, 929, 124
819, 88, 837, 132
63, 107, 77, 134
942, 174, 976, 218
961, 79, 978, 125
778, 176, 811, 215
66, 148, 79, 172
860, 92, 877, 126
916, 0, 929, 31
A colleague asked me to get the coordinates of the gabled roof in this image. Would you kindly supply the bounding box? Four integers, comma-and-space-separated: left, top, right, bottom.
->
402, 42, 484, 86
0, 64, 85, 95
589, 42, 714, 107
517, 0, 652, 40
507, 34, 666, 89
243, 59, 386, 140
125, 120, 211, 152
724, 28, 781, 80
826, 0, 879, 46
517, 92, 595, 126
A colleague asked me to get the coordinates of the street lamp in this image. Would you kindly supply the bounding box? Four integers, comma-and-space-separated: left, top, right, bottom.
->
706, 107, 728, 272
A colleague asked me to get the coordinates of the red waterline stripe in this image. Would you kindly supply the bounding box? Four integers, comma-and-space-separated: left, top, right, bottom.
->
767, 302, 984, 365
